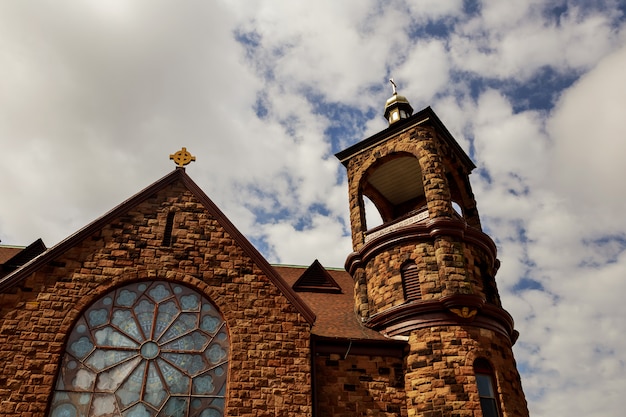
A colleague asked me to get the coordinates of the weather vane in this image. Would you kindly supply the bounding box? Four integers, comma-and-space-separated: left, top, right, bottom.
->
389, 78, 398, 95
169, 147, 196, 167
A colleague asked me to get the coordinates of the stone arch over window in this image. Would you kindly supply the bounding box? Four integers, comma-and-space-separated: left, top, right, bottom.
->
48, 281, 229, 417
401, 261, 421, 301
474, 358, 501, 417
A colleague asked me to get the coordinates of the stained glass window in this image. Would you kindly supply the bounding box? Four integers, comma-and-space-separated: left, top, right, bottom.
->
49, 281, 228, 417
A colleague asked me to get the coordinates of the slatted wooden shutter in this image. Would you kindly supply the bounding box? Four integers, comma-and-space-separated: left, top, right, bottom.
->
402, 262, 421, 301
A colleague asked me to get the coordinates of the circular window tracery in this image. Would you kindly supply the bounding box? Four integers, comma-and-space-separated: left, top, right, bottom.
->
49, 281, 228, 417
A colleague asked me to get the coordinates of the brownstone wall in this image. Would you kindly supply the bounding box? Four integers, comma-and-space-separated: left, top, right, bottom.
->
362, 239, 495, 317
0, 180, 312, 417
405, 326, 528, 417
314, 352, 407, 417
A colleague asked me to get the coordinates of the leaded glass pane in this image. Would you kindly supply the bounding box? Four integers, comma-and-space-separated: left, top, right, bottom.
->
157, 359, 191, 394
51, 403, 79, 417
49, 281, 229, 417
72, 368, 97, 392
157, 398, 187, 417
199, 314, 221, 335
70, 336, 95, 360
50, 392, 92, 417
160, 314, 199, 345
122, 403, 154, 417
205, 344, 227, 365
96, 357, 141, 392
134, 299, 155, 340
116, 290, 138, 307
154, 301, 178, 340
90, 394, 119, 416
189, 398, 223, 417
192, 374, 215, 395
86, 350, 137, 372
180, 294, 200, 311
144, 362, 167, 409
162, 331, 208, 352
89, 309, 110, 328
116, 361, 146, 407
148, 284, 171, 302
94, 327, 138, 349
111, 310, 143, 343
161, 353, 206, 377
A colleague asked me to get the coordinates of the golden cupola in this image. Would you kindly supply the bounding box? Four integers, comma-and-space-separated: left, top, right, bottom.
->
384, 79, 413, 125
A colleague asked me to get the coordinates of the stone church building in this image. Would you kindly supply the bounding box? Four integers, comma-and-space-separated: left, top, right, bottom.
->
0, 90, 529, 416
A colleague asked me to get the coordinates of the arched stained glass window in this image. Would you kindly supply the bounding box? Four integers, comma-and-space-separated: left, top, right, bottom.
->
49, 281, 229, 417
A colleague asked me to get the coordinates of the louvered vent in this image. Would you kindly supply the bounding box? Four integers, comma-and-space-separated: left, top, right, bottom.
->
162, 211, 176, 247
292, 259, 342, 293
402, 262, 421, 301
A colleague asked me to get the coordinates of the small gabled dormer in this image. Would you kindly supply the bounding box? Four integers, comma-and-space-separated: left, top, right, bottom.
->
292, 259, 342, 294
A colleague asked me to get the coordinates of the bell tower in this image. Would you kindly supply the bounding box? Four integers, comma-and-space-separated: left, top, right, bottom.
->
335, 86, 529, 416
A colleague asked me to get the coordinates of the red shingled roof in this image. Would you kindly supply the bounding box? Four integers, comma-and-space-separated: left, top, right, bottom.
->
0, 246, 23, 264
274, 264, 388, 341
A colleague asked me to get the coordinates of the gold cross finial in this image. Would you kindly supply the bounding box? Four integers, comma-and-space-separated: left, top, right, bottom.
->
169, 147, 196, 167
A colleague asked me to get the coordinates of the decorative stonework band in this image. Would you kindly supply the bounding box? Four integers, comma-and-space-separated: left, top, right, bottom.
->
345, 217, 497, 275
365, 294, 519, 344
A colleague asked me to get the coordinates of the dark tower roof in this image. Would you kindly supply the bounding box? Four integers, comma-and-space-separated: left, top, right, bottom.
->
336, 106, 475, 172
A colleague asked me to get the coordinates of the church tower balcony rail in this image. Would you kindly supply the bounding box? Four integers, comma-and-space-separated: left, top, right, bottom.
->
363, 206, 430, 243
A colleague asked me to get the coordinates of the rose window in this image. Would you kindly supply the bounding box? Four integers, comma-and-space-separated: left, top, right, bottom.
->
48, 281, 228, 417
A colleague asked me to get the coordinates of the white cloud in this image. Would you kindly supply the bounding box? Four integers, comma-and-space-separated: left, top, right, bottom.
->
473, 89, 550, 182
395, 39, 451, 107
548, 43, 626, 228
473, 38, 626, 417
449, 2, 625, 80
261, 213, 352, 266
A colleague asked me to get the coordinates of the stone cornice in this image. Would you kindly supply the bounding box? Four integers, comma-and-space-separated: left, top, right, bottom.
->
345, 217, 498, 275
365, 294, 518, 344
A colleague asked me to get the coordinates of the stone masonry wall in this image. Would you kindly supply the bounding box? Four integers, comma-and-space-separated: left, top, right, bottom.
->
405, 326, 528, 417
0, 179, 312, 417
362, 239, 495, 317
315, 353, 407, 417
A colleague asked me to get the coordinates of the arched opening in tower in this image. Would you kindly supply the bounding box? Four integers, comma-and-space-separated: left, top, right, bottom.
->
360, 153, 426, 229
362, 195, 383, 230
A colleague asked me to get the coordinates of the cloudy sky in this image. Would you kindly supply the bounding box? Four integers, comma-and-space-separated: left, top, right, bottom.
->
1, 1, 625, 415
